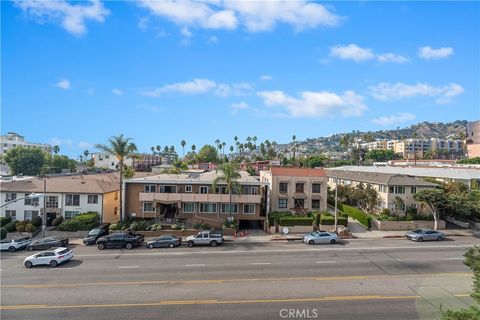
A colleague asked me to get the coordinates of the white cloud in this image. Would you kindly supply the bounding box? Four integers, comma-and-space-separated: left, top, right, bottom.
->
418, 46, 454, 60
141, 79, 253, 97
50, 138, 73, 149
138, 16, 149, 30
207, 35, 219, 44
181, 26, 193, 37
55, 78, 70, 90
14, 0, 109, 36
214, 82, 253, 97
230, 102, 249, 115
137, 0, 341, 33
260, 75, 273, 81
372, 113, 416, 126
112, 88, 123, 95
257, 89, 367, 118
78, 141, 92, 149
377, 53, 409, 64
330, 44, 375, 62
369, 82, 464, 104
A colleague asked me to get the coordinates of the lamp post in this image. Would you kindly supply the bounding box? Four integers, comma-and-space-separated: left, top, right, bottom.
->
334, 175, 338, 233
0, 193, 46, 208
42, 178, 47, 238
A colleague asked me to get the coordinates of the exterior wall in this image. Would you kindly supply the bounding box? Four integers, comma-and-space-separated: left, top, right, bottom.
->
102, 191, 120, 223
467, 144, 480, 158
92, 153, 133, 170
0, 132, 52, 155
467, 121, 480, 144
371, 218, 446, 231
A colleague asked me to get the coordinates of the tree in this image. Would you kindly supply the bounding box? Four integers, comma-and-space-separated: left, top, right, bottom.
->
3, 146, 47, 176
305, 155, 327, 168
53, 145, 60, 155
163, 159, 188, 174
50, 155, 77, 173
151, 146, 156, 155
156, 145, 161, 155
95, 135, 137, 224
83, 150, 89, 162
123, 166, 135, 179
212, 162, 241, 219
414, 189, 448, 230
365, 149, 397, 162
191, 144, 196, 152
340, 135, 351, 151
229, 145, 234, 153
196, 145, 219, 163
181, 140, 186, 158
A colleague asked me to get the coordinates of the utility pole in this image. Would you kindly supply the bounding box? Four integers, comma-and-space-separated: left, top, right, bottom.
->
334, 175, 338, 233
42, 178, 47, 238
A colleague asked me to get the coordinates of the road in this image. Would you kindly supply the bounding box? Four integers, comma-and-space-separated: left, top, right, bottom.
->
1, 236, 478, 320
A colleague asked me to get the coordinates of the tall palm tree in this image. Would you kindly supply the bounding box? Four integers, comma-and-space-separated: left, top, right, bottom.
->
229, 145, 234, 153
212, 162, 241, 219
221, 142, 227, 157
151, 146, 156, 155
95, 134, 137, 224
191, 144, 196, 153
83, 150, 89, 161
53, 145, 60, 155
180, 140, 186, 158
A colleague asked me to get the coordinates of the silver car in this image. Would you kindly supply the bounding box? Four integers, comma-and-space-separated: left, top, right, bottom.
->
405, 229, 445, 242
303, 232, 339, 245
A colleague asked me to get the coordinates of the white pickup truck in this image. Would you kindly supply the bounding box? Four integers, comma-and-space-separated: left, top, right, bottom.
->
186, 230, 224, 247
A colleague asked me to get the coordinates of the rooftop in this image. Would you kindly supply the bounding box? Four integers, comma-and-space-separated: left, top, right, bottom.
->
269, 167, 326, 177
126, 170, 263, 185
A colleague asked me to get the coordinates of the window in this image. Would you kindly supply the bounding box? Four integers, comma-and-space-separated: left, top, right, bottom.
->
46, 196, 59, 208
312, 183, 321, 193
389, 186, 394, 194
115, 192, 118, 200
5, 193, 16, 202
65, 194, 80, 206
411, 187, 417, 194
5, 210, 16, 220
143, 202, 154, 212
243, 204, 256, 214
294, 199, 305, 209
64, 211, 80, 219
295, 183, 304, 193
114, 207, 118, 215
278, 198, 288, 209
87, 195, 99, 204
199, 203, 217, 213
279, 182, 288, 193
200, 186, 209, 194
243, 186, 258, 195
216, 186, 228, 194
159, 186, 176, 193
182, 202, 195, 213
221, 203, 238, 214
144, 185, 156, 193
312, 199, 320, 209
394, 186, 405, 194
24, 210, 39, 220
185, 185, 192, 193
24, 194, 39, 206
379, 185, 387, 193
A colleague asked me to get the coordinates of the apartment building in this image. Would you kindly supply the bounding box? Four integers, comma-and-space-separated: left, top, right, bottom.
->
0, 132, 52, 155
92, 152, 166, 171
325, 167, 438, 215
0, 174, 120, 224
124, 171, 267, 228
259, 167, 327, 214
467, 120, 480, 158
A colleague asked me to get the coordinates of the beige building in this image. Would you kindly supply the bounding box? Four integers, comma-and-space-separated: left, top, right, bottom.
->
467, 120, 480, 158
1, 132, 52, 155
124, 171, 267, 229
260, 167, 327, 214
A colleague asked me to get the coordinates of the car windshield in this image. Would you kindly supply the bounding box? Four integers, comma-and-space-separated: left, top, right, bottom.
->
411, 229, 423, 234
88, 229, 100, 236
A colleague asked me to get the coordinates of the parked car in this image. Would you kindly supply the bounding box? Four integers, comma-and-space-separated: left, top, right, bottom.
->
83, 224, 110, 245
27, 236, 69, 251
302, 231, 326, 242
405, 229, 445, 242
303, 232, 339, 245
0, 237, 31, 252
96, 232, 144, 250
146, 235, 181, 249
186, 230, 224, 247
24, 247, 73, 268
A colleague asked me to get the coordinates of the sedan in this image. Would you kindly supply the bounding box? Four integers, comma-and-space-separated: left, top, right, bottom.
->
27, 236, 69, 251
405, 229, 445, 242
304, 232, 339, 245
83, 224, 110, 245
146, 235, 181, 249
0, 237, 31, 252
24, 247, 73, 268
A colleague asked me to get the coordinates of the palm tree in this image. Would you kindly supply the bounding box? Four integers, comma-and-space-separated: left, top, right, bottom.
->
156, 145, 161, 155
222, 142, 227, 157
53, 145, 60, 155
214, 139, 220, 153
191, 144, 196, 153
83, 150, 89, 161
229, 145, 234, 153
212, 162, 241, 219
291, 135, 297, 160
151, 146, 156, 155
95, 134, 137, 224
181, 140, 186, 158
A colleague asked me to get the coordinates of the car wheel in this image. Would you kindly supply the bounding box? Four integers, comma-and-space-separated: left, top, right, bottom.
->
8, 246, 16, 253
417, 237, 423, 242
98, 243, 105, 250
125, 243, 133, 250
24, 261, 33, 268
187, 241, 194, 248
308, 240, 314, 245
27, 246, 34, 251
50, 260, 58, 268
210, 241, 217, 247
148, 244, 154, 249
169, 243, 174, 248
330, 239, 336, 244
437, 236, 443, 241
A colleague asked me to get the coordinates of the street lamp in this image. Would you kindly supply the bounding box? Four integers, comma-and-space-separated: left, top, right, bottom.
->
0, 193, 45, 208
334, 175, 338, 233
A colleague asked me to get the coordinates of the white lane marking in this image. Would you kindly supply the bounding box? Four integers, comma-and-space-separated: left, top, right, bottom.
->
315, 261, 336, 264
445, 258, 464, 260
118, 265, 139, 269
185, 264, 205, 267
250, 262, 271, 265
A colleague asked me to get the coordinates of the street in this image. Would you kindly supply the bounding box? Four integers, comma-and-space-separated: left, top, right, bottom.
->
1, 236, 478, 320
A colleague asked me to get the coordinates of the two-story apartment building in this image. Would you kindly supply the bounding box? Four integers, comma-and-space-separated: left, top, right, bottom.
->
124, 171, 267, 229
260, 167, 328, 214
0, 175, 120, 224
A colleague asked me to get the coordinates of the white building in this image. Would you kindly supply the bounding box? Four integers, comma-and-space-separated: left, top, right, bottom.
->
0, 132, 52, 155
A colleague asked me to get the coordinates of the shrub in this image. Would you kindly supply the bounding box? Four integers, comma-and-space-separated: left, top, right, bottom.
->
279, 217, 313, 226
0, 217, 12, 227
15, 220, 29, 232
130, 220, 149, 231
109, 223, 119, 230
57, 212, 100, 231
25, 223, 36, 233
320, 214, 348, 226
338, 203, 371, 228
52, 216, 64, 226
193, 221, 210, 230
31, 216, 42, 228
268, 212, 292, 226
4, 220, 18, 232
312, 213, 320, 227
0, 227, 6, 240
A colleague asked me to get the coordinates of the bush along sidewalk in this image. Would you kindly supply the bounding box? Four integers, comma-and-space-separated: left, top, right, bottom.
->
57, 212, 100, 231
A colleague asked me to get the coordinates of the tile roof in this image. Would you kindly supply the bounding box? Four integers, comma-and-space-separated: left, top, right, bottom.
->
269, 167, 326, 177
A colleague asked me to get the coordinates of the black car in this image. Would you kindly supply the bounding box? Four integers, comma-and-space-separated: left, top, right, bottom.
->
27, 236, 69, 251
83, 224, 110, 245
96, 232, 144, 250
146, 235, 182, 249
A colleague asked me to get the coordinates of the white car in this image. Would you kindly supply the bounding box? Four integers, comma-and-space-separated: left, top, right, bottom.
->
303, 232, 339, 245
0, 237, 31, 252
24, 247, 74, 268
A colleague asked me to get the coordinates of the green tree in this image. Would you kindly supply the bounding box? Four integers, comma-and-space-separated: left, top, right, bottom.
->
83, 150, 89, 162
163, 159, 188, 174
229, 145, 234, 153
151, 146, 156, 155
50, 155, 77, 173
212, 162, 241, 219
95, 135, 137, 224
414, 189, 448, 230
458, 157, 480, 164
365, 149, 397, 162
196, 145, 219, 163
3, 146, 47, 175
191, 144, 196, 153
181, 140, 186, 158
305, 155, 327, 168
123, 166, 135, 179
53, 145, 60, 154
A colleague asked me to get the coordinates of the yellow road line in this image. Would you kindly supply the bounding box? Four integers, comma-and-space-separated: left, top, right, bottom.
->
1, 272, 472, 289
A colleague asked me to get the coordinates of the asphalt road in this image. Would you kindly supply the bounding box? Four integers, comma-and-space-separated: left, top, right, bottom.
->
1, 236, 478, 320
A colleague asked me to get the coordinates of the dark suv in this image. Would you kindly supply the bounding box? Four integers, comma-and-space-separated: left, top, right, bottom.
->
83, 224, 110, 245
96, 232, 144, 250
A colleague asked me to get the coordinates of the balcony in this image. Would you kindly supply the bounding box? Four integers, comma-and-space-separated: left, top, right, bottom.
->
139, 192, 262, 204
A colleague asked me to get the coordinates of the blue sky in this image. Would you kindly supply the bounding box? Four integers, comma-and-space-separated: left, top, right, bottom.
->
2, 1, 479, 158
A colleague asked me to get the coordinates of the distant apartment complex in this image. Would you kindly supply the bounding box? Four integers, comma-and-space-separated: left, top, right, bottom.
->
466, 120, 480, 158
260, 167, 327, 214
0, 132, 52, 155
92, 152, 166, 171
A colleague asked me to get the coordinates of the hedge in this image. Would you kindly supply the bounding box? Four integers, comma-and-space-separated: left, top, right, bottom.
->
57, 212, 100, 231
0, 227, 6, 240
320, 214, 348, 226
0, 217, 12, 227
31, 216, 43, 228
268, 212, 292, 225
52, 216, 64, 226
278, 217, 313, 226
337, 203, 372, 228
4, 220, 18, 232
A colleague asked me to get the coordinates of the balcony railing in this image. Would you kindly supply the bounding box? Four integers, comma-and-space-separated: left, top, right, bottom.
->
139, 192, 262, 204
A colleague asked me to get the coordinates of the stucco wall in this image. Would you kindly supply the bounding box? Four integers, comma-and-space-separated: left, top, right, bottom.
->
371, 218, 445, 231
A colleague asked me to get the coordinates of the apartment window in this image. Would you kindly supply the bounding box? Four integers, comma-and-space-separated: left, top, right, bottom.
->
46, 196, 59, 208
389, 187, 394, 194
312, 199, 320, 210
215, 186, 228, 194
144, 185, 156, 193
5, 210, 16, 220
65, 194, 80, 206
24, 210, 39, 220
114, 207, 118, 215
185, 185, 192, 193
5, 193, 16, 202
411, 187, 417, 194
295, 183, 304, 193
24, 194, 39, 206
182, 202, 195, 213
312, 183, 321, 193
64, 211, 80, 220
87, 195, 99, 204
379, 185, 387, 193
143, 202, 154, 212
199, 203, 217, 213
200, 186, 209, 194
243, 204, 256, 214
243, 186, 258, 195
279, 182, 288, 193
115, 192, 118, 200
278, 198, 288, 209
159, 186, 176, 193
221, 203, 238, 214
394, 186, 405, 194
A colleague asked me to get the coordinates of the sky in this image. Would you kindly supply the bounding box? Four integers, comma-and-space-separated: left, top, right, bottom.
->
2, 0, 479, 158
